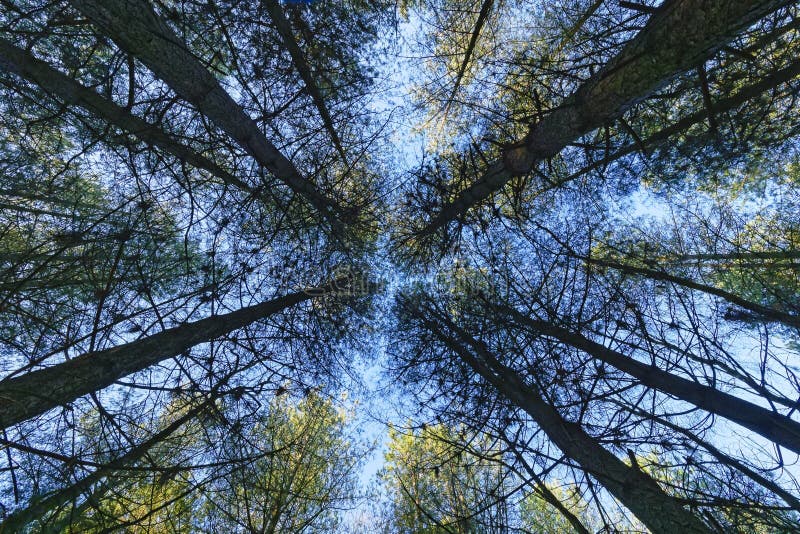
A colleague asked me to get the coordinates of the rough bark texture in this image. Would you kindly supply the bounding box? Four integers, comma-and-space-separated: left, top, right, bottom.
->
0, 280, 340, 429
422, 0, 793, 235
408, 302, 712, 534
560, 57, 800, 186
0, 38, 255, 196
504, 307, 800, 454
68, 0, 343, 230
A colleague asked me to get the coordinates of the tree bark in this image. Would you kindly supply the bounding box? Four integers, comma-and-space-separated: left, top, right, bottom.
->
405, 299, 712, 533
0, 279, 343, 430
68, 0, 344, 232
421, 0, 793, 235
501, 305, 800, 454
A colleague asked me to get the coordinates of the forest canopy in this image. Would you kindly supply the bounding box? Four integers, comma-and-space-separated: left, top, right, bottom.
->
1, 0, 800, 532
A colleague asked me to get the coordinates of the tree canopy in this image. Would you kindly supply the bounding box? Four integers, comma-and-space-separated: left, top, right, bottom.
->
1, 0, 800, 532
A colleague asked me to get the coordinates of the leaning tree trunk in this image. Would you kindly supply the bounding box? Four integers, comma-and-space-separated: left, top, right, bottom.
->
0, 39, 256, 199
0, 396, 215, 533
67, 0, 343, 231
584, 256, 800, 329
501, 305, 800, 454
0, 278, 346, 430
405, 299, 712, 534
422, 0, 793, 234
559, 57, 800, 187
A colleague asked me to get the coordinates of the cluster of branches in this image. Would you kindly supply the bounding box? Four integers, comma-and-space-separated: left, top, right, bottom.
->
1, 0, 800, 531
382, 0, 800, 532
0, 0, 387, 529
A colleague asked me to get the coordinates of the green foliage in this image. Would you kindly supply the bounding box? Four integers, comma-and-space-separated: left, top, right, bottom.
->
2, 1, 800, 533
42, 393, 368, 533
380, 424, 514, 533
201, 393, 368, 533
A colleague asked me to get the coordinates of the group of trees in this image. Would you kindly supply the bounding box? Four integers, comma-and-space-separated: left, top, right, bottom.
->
1, 0, 799, 531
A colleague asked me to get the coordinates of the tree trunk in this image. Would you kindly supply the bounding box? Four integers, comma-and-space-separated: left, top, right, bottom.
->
0, 38, 258, 199
0, 398, 212, 533
586, 256, 800, 329
422, 0, 792, 234
502, 305, 800, 454
0, 279, 342, 430
67, 0, 343, 231
406, 300, 712, 534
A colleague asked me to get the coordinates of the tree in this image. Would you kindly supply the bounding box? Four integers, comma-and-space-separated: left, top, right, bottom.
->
65, 0, 344, 230
0, 276, 353, 430
411, 0, 793, 239
396, 291, 713, 533
396, 2, 786, 253
1, 393, 214, 533
200, 392, 369, 533
380, 424, 515, 533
